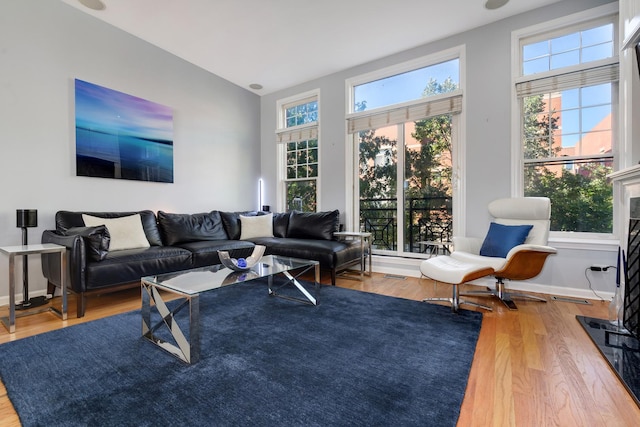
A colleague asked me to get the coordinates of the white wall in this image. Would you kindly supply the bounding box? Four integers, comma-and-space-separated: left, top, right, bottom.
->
0, 1, 261, 303
260, 0, 620, 299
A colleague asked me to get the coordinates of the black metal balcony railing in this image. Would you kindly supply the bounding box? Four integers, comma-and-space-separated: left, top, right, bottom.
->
360, 197, 452, 253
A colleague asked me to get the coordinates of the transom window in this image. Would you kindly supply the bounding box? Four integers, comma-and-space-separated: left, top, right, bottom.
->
352, 58, 460, 111
514, 10, 617, 235
285, 99, 318, 127
522, 23, 614, 75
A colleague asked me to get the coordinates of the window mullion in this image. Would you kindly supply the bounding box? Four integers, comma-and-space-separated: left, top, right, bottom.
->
396, 124, 405, 255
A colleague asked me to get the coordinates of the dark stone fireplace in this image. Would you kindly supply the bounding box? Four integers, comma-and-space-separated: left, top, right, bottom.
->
576, 316, 640, 406
625, 198, 640, 342
577, 197, 640, 407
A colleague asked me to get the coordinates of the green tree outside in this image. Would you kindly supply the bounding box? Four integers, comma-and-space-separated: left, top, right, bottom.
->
358, 80, 613, 251
522, 94, 612, 233
286, 180, 316, 212
358, 78, 457, 251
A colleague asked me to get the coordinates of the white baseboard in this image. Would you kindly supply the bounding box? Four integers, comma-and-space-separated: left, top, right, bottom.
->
368, 255, 614, 302
488, 279, 614, 302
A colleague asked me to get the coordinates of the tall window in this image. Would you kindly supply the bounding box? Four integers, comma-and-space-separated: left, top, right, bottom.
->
347, 49, 463, 257
276, 91, 319, 212
514, 11, 618, 234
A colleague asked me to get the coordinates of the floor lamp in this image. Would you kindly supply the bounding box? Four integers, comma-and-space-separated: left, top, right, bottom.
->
16, 209, 47, 310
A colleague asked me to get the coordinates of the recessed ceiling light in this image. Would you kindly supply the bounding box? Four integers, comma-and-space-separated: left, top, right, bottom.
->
249, 83, 263, 90
485, 0, 509, 10
78, 0, 106, 11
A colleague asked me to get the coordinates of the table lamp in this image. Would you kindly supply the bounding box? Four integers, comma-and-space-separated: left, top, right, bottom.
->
16, 209, 47, 309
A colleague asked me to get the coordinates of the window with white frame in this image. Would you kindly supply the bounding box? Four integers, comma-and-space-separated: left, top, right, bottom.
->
276, 91, 319, 212
514, 9, 618, 234
346, 49, 463, 256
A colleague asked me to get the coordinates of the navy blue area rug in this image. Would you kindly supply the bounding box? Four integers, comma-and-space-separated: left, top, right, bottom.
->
0, 281, 482, 426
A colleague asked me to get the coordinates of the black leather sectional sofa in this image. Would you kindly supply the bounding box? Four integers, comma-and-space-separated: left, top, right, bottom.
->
41, 209, 364, 317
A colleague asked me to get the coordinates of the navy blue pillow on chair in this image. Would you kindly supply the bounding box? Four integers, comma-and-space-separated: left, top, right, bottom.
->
479, 222, 533, 258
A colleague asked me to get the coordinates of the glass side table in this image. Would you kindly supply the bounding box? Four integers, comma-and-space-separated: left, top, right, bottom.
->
0, 243, 67, 333
417, 241, 452, 256
334, 231, 372, 281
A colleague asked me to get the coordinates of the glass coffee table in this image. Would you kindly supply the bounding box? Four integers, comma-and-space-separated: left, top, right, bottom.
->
141, 255, 320, 364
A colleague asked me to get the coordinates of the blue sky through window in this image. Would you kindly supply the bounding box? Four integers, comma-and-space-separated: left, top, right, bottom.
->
354, 59, 459, 111
544, 83, 612, 148
523, 24, 613, 75
522, 24, 614, 149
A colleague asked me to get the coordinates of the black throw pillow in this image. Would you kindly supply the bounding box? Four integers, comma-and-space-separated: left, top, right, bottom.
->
157, 211, 228, 245
272, 212, 291, 238
64, 226, 110, 262
287, 210, 340, 240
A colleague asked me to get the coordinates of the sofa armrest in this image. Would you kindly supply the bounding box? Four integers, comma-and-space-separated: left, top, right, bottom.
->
41, 230, 87, 293
452, 236, 483, 254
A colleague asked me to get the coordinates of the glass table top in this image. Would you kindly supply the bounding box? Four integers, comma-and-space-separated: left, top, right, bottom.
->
141, 255, 318, 295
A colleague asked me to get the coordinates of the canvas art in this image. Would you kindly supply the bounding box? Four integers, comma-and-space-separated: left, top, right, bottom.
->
75, 79, 174, 183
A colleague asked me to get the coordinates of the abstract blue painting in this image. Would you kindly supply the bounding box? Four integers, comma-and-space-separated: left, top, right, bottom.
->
75, 79, 174, 183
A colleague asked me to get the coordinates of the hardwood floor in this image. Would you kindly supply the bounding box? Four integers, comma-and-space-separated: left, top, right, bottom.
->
0, 273, 639, 426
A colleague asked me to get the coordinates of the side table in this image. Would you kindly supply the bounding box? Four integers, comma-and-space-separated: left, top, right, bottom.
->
334, 231, 372, 281
417, 240, 452, 256
0, 243, 67, 333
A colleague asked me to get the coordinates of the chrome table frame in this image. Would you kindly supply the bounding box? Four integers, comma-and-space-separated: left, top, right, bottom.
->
267, 263, 320, 305
0, 244, 67, 333
333, 231, 372, 281
141, 256, 320, 364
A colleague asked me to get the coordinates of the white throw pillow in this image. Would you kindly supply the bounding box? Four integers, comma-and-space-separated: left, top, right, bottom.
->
240, 214, 274, 240
82, 214, 150, 251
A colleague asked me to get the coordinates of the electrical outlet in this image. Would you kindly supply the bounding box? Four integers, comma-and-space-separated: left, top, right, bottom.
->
590, 264, 609, 271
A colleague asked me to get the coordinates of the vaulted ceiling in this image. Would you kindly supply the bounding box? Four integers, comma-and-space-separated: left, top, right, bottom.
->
61, 0, 565, 94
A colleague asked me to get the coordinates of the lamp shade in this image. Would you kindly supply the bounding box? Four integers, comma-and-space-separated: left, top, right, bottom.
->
16, 209, 38, 228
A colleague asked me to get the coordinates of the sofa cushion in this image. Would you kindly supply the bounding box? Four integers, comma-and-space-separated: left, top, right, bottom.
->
157, 211, 228, 245
82, 214, 150, 251
250, 237, 360, 268
83, 246, 192, 290
63, 226, 110, 262
176, 240, 256, 268
479, 222, 533, 258
240, 213, 274, 240
287, 210, 340, 241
